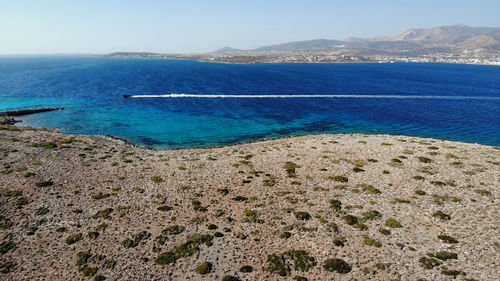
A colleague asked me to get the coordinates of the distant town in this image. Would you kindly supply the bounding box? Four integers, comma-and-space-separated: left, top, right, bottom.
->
105, 50, 500, 66
106, 24, 500, 65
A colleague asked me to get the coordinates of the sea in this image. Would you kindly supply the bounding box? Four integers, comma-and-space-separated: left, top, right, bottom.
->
1, 56, 499, 148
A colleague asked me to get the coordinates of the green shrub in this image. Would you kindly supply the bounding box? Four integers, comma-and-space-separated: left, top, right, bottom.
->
433, 251, 457, 261
333, 236, 346, 247
279, 232, 292, 239
150, 176, 164, 183
75, 251, 91, 267
360, 210, 381, 221
155, 251, 176, 265
418, 157, 432, 163
362, 235, 382, 247
94, 275, 106, 281
81, 266, 97, 276
243, 209, 262, 223
36, 180, 53, 187
35, 207, 50, 216
441, 269, 464, 277
385, 218, 402, 228
0, 241, 15, 255
91, 193, 110, 200
415, 190, 426, 195
437, 234, 458, 244
240, 265, 253, 273
419, 256, 441, 269
432, 211, 450, 220
379, 228, 391, 235
329, 176, 348, 182
393, 198, 410, 203
65, 233, 83, 245
195, 261, 213, 275
283, 162, 300, 177
162, 225, 185, 235
88, 231, 99, 240
357, 184, 381, 194
330, 199, 342, 211
294, 211, 311, 220
343, 215, 358, 225
323, 258, 351, 273
157, 205, 173, 212
92, 208, 113, 219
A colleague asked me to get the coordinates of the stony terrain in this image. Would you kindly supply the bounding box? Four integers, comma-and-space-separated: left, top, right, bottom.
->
0, 121, 499, 280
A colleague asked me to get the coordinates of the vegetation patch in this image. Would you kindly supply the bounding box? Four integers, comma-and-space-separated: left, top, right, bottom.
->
122, 231, 151, 248
431, 251, 458, 261
243, 209, 263, 223
155, 233, 214, 265
415, 190, 427, 195
393, 198, 410, 203
437, 234, 458, 244
150, 176, 164, 183
266, 250, 316, 276
343, 215, 358, 225
283, 162, 300, 177
232, 196, 248, 202
294, 211, 311, 220
432, 211, 451, 220
357, 184, 381, 194
35, 207, 50, 216
360, 210, 381, 221
333, 236, 346, 247
195, 261, 213, 275
323, 258, 352, 273
65, 233, 83, 245
0, 260, 16, 274
330, 199, 342, 211
441, 269, 465, 277
91, 193, 110, 200
329, 176, 348, 182
92, 208, 113, 219
240, 265, 253, 273
162, 225, 185, 235
362, 235, 382, 247
419, 256, 441, 269
36, 180, 54, 187
16, 197, 29, 208
475, 189, 491, 196
157, 205, 173, 212
418, 156, 432, 163
385, 218, 402, 228
0, 240, 15, 255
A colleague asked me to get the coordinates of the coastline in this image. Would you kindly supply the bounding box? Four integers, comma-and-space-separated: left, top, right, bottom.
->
1, 121, 499, 280
103, 54, 500, 66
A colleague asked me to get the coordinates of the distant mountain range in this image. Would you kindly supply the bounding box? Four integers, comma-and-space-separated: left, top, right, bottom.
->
214, 24, 500, 55
105, 24, 500, 64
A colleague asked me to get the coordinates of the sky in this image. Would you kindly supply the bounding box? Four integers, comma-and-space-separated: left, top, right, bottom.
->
1, 0, 500, 54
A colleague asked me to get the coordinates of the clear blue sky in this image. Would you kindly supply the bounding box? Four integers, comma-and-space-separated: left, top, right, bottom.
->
1, 0, 499, 54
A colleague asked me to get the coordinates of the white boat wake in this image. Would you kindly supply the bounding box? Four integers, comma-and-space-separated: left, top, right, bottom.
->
125, 93, 500, 100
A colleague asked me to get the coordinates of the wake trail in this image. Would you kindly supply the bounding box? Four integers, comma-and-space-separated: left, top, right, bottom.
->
126, 93, 500, 100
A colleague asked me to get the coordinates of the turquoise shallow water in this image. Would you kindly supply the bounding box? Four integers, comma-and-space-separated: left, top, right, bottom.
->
1, 56, 499, 148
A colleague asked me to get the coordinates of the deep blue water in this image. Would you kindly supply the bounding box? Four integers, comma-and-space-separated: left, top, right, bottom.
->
1, 56, 499, 148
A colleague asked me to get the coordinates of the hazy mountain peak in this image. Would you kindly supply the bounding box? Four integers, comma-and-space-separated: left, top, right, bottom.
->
211, 47, 242, 53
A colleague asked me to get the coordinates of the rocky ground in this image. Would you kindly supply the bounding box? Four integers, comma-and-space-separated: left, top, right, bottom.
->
0, 120, 499, 280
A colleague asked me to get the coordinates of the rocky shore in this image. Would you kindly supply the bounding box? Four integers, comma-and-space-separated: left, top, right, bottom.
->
0, 120, 498, 280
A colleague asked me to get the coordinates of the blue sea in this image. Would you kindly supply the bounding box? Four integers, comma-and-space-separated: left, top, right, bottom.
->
1, 56, 499, 148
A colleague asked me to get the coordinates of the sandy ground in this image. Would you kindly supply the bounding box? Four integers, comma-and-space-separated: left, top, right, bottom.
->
0, 121, 499, 281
